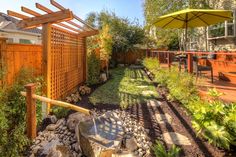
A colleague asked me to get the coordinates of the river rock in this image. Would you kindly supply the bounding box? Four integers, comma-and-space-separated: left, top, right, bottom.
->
100, 73, 107, 82
125, 136, 138, 152
36, 139, 71, 157
41, 115, 58, 130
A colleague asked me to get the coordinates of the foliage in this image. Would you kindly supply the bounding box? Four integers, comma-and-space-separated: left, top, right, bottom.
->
143, 0, 227, 49
143, 58, 236, 150
100, 24, 113, 61
51, 106, 69, 119
100, 24, 113, 75
0, 68, 44, 157
86, 51, 101, 85
89, 67, 158, 109
143, 58, 160, 72
85, 11, 146, 53
152, 141, 181, 157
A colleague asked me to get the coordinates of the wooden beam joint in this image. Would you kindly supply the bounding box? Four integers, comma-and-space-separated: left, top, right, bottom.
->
17, 9, 73, 29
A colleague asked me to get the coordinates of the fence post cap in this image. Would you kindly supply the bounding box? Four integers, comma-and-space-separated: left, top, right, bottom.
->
25, 83, 36, 89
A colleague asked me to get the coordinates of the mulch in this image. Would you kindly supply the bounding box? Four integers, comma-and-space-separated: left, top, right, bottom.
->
75, 70, 236, 157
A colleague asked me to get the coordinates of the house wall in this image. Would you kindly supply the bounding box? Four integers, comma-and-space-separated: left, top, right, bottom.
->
188, 0, 236, 51
0, 31, 41, 44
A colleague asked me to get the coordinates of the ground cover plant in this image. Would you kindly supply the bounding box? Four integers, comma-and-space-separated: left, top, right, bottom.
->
143, 58, 236, 150
152, 141, 181, 157
0, 68, 44, 157
89, 67, 158, 109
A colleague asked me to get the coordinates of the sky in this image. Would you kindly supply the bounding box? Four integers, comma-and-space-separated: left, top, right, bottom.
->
0, 0, 145, 25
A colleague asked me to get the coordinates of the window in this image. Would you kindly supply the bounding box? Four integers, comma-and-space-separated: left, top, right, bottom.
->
208, 10, 235, 39
19, 39, 32, 44
6, 38, 14, 43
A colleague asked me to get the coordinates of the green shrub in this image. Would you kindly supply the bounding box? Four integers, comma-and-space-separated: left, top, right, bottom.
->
143, 57, 160, 72
51, 106, 70, 119
0, 68, 44, 156
87, 51, 101, 85
152, 141, 181, 157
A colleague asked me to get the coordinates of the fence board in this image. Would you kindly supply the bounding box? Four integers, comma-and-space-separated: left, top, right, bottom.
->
2, 43, 42, 85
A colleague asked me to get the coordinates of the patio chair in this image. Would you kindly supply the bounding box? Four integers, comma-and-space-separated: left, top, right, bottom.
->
193, 56, 213, 83
172, 54, 187, 72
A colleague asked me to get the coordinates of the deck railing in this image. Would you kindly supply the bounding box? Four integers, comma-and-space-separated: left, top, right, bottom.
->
146, 50, 236, 73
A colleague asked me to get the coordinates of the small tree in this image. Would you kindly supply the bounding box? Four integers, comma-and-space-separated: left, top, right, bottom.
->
99, 24, 113, 77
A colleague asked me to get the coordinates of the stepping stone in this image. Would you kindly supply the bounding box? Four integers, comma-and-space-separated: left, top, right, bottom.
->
142, 90, 155, 95
137, 85, 148, 89
155, 113, 172, 124
162, 132, 191, 146
147, 99, 162, 107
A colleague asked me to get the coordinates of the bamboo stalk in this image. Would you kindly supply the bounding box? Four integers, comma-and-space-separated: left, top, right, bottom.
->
21, 92, 91, 115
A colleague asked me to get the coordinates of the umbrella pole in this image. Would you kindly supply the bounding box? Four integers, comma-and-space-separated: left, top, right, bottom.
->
185, 27, 187, 51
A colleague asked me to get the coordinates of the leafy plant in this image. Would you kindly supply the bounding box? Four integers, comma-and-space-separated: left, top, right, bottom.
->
100, 24, 113, 77
152, 141, 181, 157
51, 106, 70, 119
0, 67, 44, 156
86, 51, 101, 85
203, 121, 232, 150
143, 58, 236, 150
207, 88, 223, 100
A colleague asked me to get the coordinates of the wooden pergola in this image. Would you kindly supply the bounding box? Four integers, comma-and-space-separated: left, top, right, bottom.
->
7, 0, 99, 112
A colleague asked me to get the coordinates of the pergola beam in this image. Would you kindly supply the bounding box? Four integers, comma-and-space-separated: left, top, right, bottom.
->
77, 30, 99, 37
21, 6, 81, 33
17, 9, 73, 29
36, 2, 85, 31
50, 0, 96, 30
7, 10, 29, 19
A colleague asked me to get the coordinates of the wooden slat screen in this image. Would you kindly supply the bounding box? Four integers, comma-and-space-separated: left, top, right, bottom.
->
50, 26, 85, 99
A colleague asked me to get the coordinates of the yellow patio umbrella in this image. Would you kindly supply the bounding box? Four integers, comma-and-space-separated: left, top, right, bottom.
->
153, 8, 232, 50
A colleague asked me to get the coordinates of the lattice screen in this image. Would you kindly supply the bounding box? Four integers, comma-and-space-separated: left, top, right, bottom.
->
50, 26, 85, 99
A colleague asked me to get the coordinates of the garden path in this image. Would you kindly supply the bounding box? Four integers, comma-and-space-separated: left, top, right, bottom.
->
126, 86, 229, 157
76, 68, 232, 157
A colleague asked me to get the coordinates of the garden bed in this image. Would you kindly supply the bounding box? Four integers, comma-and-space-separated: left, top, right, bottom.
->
70, 65, 236, 157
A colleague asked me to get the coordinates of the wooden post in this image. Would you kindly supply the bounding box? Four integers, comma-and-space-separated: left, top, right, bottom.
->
25, 83, 36, 139
187, 53, 193, 73
42, 23, 52, 114
167, 53, 171, 69
158, 52, 161, 63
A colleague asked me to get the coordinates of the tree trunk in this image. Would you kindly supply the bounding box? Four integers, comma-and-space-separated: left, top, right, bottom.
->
106, 60, 109, 79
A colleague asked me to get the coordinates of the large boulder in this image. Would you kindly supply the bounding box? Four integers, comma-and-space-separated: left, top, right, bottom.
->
66, 112, 91, 132
77, 112, 124, 157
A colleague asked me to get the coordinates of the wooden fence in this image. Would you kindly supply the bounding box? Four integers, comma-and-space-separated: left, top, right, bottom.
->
0, 33, 87, 100
0, 38, 42, 85
112, 49, 146, 64
147, 50, 236, 82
